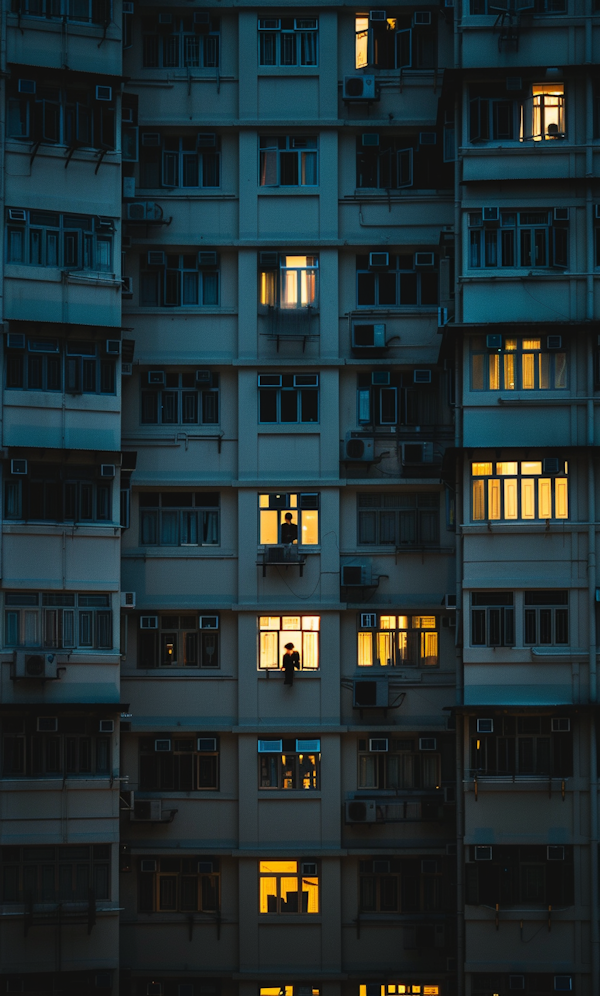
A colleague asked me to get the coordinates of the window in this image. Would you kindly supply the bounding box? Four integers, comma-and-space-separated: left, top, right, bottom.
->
139, 492, 219, 547
4, 592, 112, 650
471, 593, 514, 647
259, 860, 319, 913
138, 615, 219, 669
358, 737, 441, 789
261, 989, 320, 996
258, 493, 319, 546
357, 372, 441, 426
258, 616, 320, 671
139, 856, 219, 913
142, 15, 220, 69
471, 0, 566, 9
471, 336, 567, 391
139, 134, 220, 189
358, 616, 438, 668
471, 461, 568, 522
359, 859, 402, 912
466, 846, 574, 907
357, 493, 439, 546
1, 716, 111, 777
139, 736, 219, 790
259, 136, 318, 186
354, 12, 435, 70
141, 371, 219, 426
7, 77, 115, 150
470, 715, 573, 777
4, 467, 111, 523
524, 591, 569, 645
356, 136, 448, 191
470, 978, 563, 996
469, 84, 565, 143
360, 985, 441, 996
258, 18, 318, 67
359, 859, 445, 915
6, 211, 113, 272
1, 844, 110, 903
11, 0, 112, 25
258, 373, 318, 423
260, 255, 318, 309
140, 254, 219, 307
468, 211, 568, 269
356, 255, 438, 307
258, 738, 320, 789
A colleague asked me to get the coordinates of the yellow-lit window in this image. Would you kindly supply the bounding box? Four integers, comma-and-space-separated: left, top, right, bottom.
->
357, 617, 438, 668
376, 631, 393, 666
412, 616, 435, 628
504, 478, 518, 519
531, 84, 565, 141
258, 616, 320, 671
472, 462, 493, 476
380, 615, 396, 628
355, 16, 369, 68
504, 351, 516, 389
521, 461, 542, 475
471, 336, 567, 391
471, 460, 568, 521
488, 352, 499, 390
358, 631, 373, 666
488, 479, 501, 519
259, 493, 319, 546
538, 478, 552, 518
259, 860, 319, 913
421, 630, 438, 665
260, 270, 276, 306
555, 477, 568, 518
472, 479, 485, 520
497, 462, 519, 475
521, 477, 535, 518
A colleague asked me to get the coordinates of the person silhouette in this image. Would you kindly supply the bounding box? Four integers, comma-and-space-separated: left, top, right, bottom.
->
282, 642, 301, 685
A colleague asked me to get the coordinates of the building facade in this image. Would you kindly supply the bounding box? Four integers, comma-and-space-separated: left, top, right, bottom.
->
0, 2, 597, 996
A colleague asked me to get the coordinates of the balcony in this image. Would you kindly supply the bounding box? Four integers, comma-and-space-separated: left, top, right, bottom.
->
259, 305, 318, 351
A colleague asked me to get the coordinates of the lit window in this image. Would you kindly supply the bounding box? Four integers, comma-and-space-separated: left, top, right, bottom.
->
471, 335, 567, 391
258, 616, 320, 671
354, 12, 435, 70
259, 860, 319, 913
524, 84, 565, 141
260, 989, 319, 996
357, 615, 438, 668
259, 255, 318, 309
258, 493, 319, 546
471, 461, 568, 522
258, 18, 318, 68
258, 738, 320, 789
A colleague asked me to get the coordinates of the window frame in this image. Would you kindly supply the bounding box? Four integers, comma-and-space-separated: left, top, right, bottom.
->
259, 135, 318, 187
141, 15, 220, 70
355, 254, 438, 308
468, 210, 568, 270
139, 134, 221, 189
258, 738, 321, 790
258, 615, 320, 672
259, 254, 319, 310
258, 18, 318, 68
140, 254, 219, 308
258, 373, 319, 424
6, 211, 113, 273
1, 717, 111, 778
4, 469, 112, 523
138, 856, 220, 913
470, 335, 567, 392
469, 714, 573, 778
139, 736, 220, 790
354, 12, 436, 71
259, 859, 320, 914
357, 492, 440, 547
137, 614, 220, 670
141, 371, 219, 426
1, 844, 110, 904
7, 78, 115, 151
139, 492, 220, 549
470, 460, 569, 522
357, 614, 439, 668
357, 737, 442, 790
258, 492, 320, 547
4, 592, 112, 650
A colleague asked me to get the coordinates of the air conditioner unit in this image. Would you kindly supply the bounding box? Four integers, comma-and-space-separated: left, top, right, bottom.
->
100, 464, 116, 478
551, 717, 570, 732
554, 208, 569, 221
360, 613, 377, 628
343, 76, 378, 101
126, 202, 161, 222
36, 716, 58, 732
195, 369, 212, 387
95, 85, 112, 102
554, 979, 572, 992
547, 335, 562, 349
11, 459, 27, 475
343, 433, 375, 462
474, 845, 492, 861
345, 799, 378, 823
352, 323, 386, 349
106, 340, 121, 356
140, 859, 158, 873
413, 10, 432, 24
419, 131, 437, 145
258, 739, 283, 753
197, 132, 217, 147
121, 591, 136, 608
369, 738, 388, 752
509, 978, 525, 991
155, 739, 171, 752
123, 177, 135, 199
542, 457, 560, 474
483, 207, 500, 223
371, 371, 390, 386
258, 374, 282, 387
413, 369, 432, 384
18, 79, 36, 94
342, 564, 372, 586
198, 251, 218, 267
414, 252, 435, 267
16, 654, 58, 680
419, 737, 437, 750
8, 209, 26, 222
99, 720, 114, 733
199, 615, 218, 629
140, 616, 158, 629
147, 251, 166, 267
362, 133, 380, 147
477, 719, 493, 733
193, 10, 210, 31
294, 373, 319, 387
402, 442, 434, 464
486, 333, 503, 349
147, 370, 166, 386
353, 678, 389, 708
197, 860, 215, 873
369, 252, 389, 268
259, 251, 279, 268
369, 9, 387, 19
122, 277, 133, 296
547, 845, 565, 861
198, 737, 217, 751
7, 333, 26, 349
301, 862, 318, 875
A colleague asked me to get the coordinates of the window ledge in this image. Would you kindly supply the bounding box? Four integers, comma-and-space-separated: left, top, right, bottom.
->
258, 187, 320, 195
258, 670, 320, 679
259, 914, 322, 922
257, 68, 319, 76
259, 790, 322, 797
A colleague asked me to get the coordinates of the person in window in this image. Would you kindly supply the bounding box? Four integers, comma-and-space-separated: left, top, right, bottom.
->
282, 642, 301, 686
281, 512, 298, 559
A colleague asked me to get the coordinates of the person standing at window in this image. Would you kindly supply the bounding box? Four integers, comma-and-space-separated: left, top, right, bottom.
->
282, 642, 301, 685
281, 511, 298, 559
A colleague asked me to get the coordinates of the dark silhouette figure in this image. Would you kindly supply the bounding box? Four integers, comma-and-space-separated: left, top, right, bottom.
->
282, 642, 301, 685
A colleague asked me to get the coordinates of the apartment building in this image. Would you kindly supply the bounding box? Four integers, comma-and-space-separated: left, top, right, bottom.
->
0, 1, 598, 996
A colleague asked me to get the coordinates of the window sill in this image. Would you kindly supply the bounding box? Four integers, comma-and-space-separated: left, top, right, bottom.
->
259, 913, 322, 922
257, 67, 319, 76
257, 423, 320, 431
258, 187, 320, 195
258, 790, 322, 797
258, 670, 320, 679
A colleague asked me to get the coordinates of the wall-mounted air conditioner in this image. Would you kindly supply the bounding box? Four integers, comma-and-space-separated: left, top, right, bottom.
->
121, 592, 136, 608
474, 845, 492, 861
197, 737, 217, 751
199, 615, 218, 629
542, 457, 560, 474
147, 251, 166, 267
198, 251, 218, 267
343, 76, 378, 101
147, 370, 166, 387
476, 719, 493, 733
105, 339, 121, 355
413, 10, 432, 24
11, 459, 27, 475
155, 739, 171, 752
100, 464, 116, 478
554, 208, 569, 221
8, 209, 27, 222
360, 613, 378, 628
196, 369, 212, 387
95, 85, 112, 101
402, 442, 434, 465
345, 799, 378, 823
486, 333, 502, 349
369, 738, 388, 752
482, 207, 500, 222
547, 845, 565, 861
413, 369, 432, 384
369, 252, 389, 268
353, 678, 389, 708
99, 720, 114, 733
7, 333, 26, 349
126, 202, 162, 222
193, 11, 210, 31
341, 564, 372, 586
369, 9, 387, 20
547, 335, 562, 349
352, 323, 386, 349
342, 433, 374, 461
132, 801, 163, 825
18, 79, 36, 94
414, 252, 435, 266
16, 654, 58, 680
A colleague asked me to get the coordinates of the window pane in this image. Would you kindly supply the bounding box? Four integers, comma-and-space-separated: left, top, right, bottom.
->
358, 631, 373, 666
504, 479, 518, 519
472, 479, 485, 521
555, 478, 568, 518
521, 478, 535, 519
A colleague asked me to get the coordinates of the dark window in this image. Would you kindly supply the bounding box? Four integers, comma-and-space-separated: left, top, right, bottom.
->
468, 210, 568, 269
258, 739, 320, 789
138, 856, 220, 912
524, 591, 569, 646
142, 15, 220, 69
6, 212, 112, 271
140, 254, 219, 307
466, 845, 574, 907
258, 373, 319, 423
258, 17, 318, 67
2, 716, 111, 777
259, 136, 318, 186
357, 493, 439, 546
139, 736, 219, 790
138, 615, 219, 670
357, 737, 442, 789
139, 493, 220, 548
141, 371, 219, 425
4, 469, 111, 522
4, 592, 112, 650
1, 844, 110, 903
140, 134, 220, 188
470, 714, 573, 777
356, 254, 438, 306
471, 592, 514, 647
